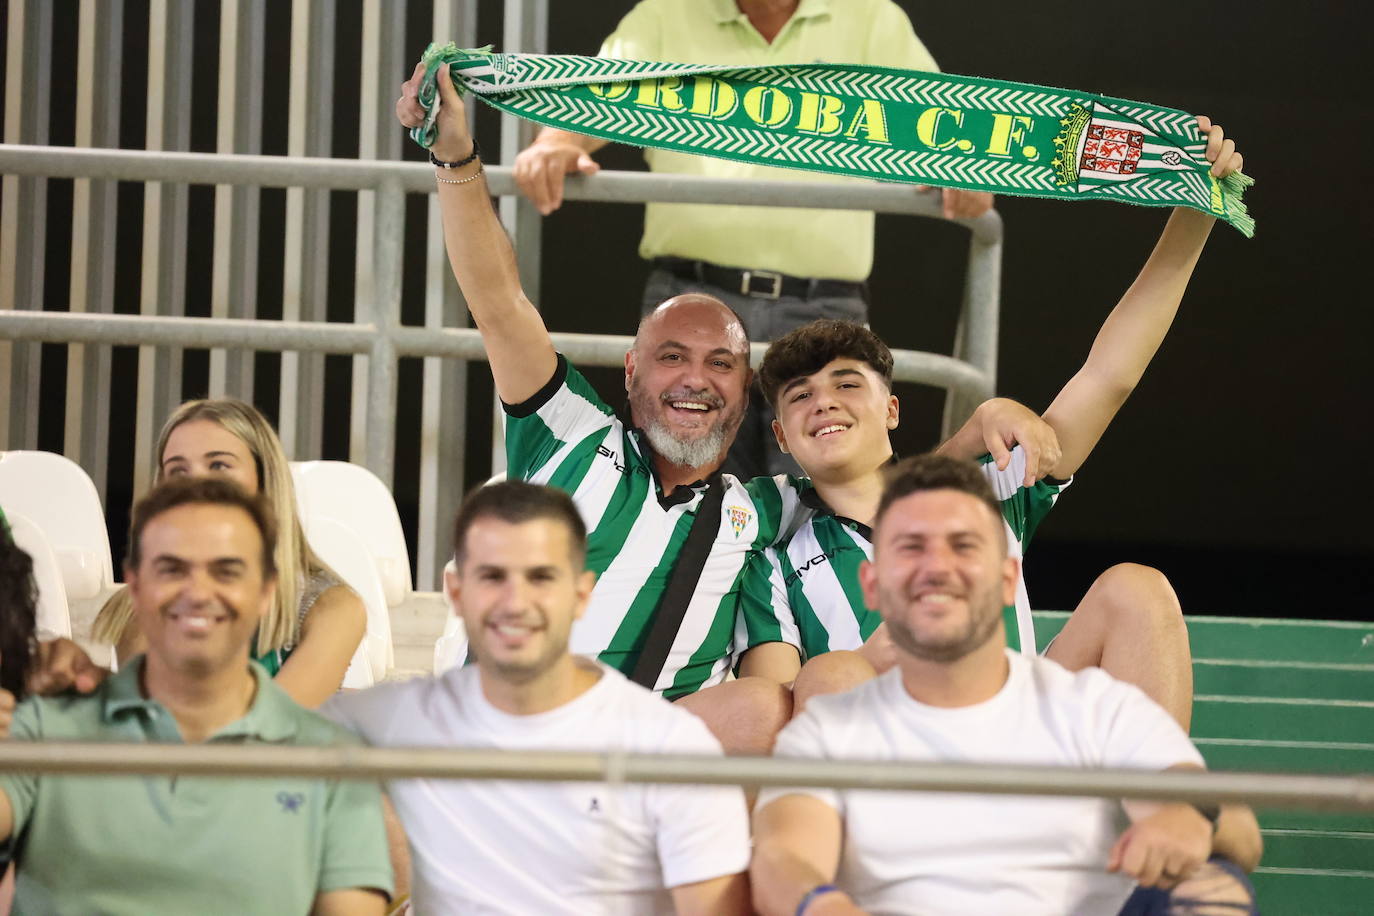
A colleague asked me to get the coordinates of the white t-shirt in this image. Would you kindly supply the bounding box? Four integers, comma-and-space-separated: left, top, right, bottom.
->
758, 652, 1204, 916
324, 662, 750, 915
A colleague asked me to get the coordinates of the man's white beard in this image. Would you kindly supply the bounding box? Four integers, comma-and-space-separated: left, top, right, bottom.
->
642, 417, 728, 470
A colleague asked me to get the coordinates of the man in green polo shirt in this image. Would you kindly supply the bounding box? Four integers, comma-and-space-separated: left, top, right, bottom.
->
737, 117, 1246, 727
0, 477, 392, 915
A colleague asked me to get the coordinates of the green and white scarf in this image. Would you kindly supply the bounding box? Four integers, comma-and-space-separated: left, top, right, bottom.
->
412, 44, 1254, 237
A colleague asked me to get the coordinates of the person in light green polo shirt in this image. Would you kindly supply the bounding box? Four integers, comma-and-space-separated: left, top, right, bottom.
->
513, 0, 996, 480
0, 477, 392, 916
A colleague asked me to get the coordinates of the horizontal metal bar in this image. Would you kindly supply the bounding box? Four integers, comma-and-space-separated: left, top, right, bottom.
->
0, 312, 992, 396
0, 145, 1000, 238
0, 742, 1369, 812
0, 310, 377, 353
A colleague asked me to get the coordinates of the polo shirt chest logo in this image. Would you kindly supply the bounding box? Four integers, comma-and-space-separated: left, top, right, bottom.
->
276, 791, 306, 813
727, 505, 753, 539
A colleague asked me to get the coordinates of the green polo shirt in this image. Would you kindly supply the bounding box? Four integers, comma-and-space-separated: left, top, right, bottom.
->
0, 658, 392, 915
601, 0, 940, 281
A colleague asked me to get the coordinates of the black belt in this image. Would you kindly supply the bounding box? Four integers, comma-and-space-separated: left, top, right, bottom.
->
655, 257, 866, 301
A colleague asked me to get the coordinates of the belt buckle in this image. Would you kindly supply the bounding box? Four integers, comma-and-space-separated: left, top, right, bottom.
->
740, 269, 783, 299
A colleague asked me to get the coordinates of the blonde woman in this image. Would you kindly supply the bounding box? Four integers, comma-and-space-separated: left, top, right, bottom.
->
92, 399, 367, 707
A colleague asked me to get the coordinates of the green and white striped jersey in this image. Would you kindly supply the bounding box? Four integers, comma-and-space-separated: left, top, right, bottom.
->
737, 447, 1069, 662
506, 356, 801, 699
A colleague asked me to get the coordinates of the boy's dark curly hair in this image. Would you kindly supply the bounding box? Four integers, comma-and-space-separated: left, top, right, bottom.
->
757, 319, 894, 409
0, 516, 38, 698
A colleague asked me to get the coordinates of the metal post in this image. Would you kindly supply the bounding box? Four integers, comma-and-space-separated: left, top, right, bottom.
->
65, 0, 124, 498
134, 0, 195, 495
350, 0, 406, 465
0, 0, 52, 449
418, 0, 478, 589
943, 213, 1004, 440
209, 0, 266, 400
280, 0, 337, 460
365, 180, 405, 486
492, 0, 549, 477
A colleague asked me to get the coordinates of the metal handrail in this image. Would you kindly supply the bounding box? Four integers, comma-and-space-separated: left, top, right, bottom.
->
0, 742, 1370, 812
0, 311, 992, 395
0, 144, 1002, 242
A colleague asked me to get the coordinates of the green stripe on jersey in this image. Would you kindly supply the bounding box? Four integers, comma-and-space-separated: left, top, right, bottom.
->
505, 356, 798, 696
738, 447, 1062, 662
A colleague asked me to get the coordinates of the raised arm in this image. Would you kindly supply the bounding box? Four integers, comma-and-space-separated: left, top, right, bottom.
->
395, 62, 558, 405
1042, 118, 1243, 479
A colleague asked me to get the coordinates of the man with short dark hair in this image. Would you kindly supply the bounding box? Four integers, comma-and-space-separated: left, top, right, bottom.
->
750, 454, 1262, 916
324, 480, 752, 916
0, 476, 393, 915
736, 123, 1246, 726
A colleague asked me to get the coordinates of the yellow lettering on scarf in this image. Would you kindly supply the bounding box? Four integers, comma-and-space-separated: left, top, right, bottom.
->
1209, 174, 1225, 214
587, 81, 633, 102
634, 78, 686, 111
986, 113, 1036, 159
687, 76, 739, 120
742, 86, 793, 128
843, 99, 890, 144
797, 92, 846, 136
916, 107, 964, 150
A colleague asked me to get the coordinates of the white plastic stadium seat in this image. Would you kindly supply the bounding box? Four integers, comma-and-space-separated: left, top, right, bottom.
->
300, 516, 393, 683
290, 461, 412, 609
432, 559, 469, 675
5, 511, 73, 640
0, 451, 113, 600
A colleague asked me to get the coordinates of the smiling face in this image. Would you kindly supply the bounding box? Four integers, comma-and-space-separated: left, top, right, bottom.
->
161, 419, 260, 496
860, 488, 1017, 663
447, 516, 595, 686
625, 296, 750, 471
772, 358, 898, 479
126, 502, 274, 678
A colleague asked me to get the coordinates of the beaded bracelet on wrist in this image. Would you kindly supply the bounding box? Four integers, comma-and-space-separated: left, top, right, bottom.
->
429, 138, 480, 170
434, 164, 484, 185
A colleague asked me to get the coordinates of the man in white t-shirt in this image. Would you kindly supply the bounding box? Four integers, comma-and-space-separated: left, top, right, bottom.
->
325, 480, 750, 916
751, 454, 1261, 916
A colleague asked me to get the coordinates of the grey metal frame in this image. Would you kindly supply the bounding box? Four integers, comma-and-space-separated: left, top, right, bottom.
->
0, 143, 1000, 583
0, 741, 1371, 814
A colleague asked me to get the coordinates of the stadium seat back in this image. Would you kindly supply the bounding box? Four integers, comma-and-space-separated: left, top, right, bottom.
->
432, 560, 468, 675
0, 450, 113, 599
5, 511, 73, 640
300, 516, 394, 682
291, 461, 412, 607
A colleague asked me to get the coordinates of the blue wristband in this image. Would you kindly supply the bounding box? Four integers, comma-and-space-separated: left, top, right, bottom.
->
796, 883, 840, 916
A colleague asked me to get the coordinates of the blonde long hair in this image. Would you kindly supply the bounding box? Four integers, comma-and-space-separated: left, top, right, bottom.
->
93, 399, 327, 657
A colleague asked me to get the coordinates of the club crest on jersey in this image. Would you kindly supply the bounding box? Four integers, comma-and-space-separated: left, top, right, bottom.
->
728, 505, 752, 539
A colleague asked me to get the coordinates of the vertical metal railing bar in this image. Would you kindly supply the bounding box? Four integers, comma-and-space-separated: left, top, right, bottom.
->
64, 0, 124, 500
0, 0, 52, 450
350, 0, 407, 466
366, 179, 405, 487
280, 0, 337, 462
418, 0, 478, 589
941, 218, 1004, 441
134, 0, 195, 498
490, 0, 549, 477
209, 0, 266, 401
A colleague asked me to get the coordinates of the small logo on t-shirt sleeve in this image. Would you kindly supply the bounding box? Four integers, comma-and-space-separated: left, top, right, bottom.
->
276, 791, 306, 813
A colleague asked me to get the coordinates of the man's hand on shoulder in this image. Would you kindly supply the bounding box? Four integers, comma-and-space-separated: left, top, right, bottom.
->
938, 397, 1061, 487
1108, 802, 1212, 888
514, 135, 602, 215
0, 688, 15, 739
28, 638, 108, 697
